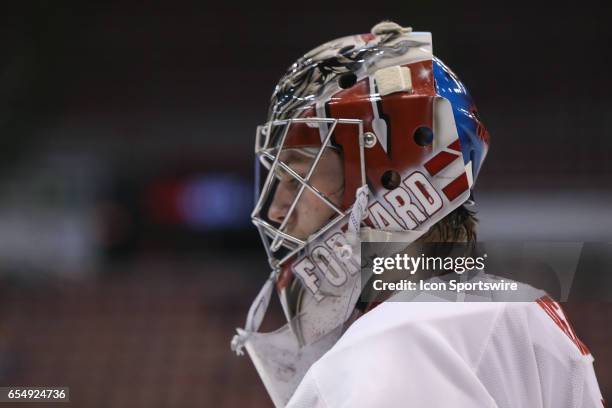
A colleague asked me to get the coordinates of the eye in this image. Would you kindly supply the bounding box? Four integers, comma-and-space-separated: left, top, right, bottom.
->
273, 166, 291, 181
276, 171, 301, 189
287, 177, 301, 189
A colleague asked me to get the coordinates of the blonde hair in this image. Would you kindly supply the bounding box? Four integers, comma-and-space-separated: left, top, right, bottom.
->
418, 205, 478, 244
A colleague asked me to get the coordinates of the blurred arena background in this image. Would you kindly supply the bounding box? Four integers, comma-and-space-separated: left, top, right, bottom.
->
0, 1, 611, 406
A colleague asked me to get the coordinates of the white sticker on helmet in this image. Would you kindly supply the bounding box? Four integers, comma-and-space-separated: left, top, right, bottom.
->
374, 65, 413, 96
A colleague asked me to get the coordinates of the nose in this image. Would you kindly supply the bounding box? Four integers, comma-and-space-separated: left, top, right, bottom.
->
267, 182, 294, 225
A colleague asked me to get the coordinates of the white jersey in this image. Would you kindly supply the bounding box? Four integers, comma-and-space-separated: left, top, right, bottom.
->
287, 298, 603, 408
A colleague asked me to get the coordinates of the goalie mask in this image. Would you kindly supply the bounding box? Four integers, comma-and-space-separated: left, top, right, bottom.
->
232, 21, 490, 407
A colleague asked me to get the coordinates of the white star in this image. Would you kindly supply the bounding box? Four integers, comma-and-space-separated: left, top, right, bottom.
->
419, 67, 430, 80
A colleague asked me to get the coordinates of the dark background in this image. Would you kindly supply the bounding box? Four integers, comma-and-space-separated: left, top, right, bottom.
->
0, 1, 611, 406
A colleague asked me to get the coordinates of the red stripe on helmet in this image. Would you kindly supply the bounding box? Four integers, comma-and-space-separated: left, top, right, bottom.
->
424, 151, 458, 176
442, 172, 469, 201
447, 139, 461, 152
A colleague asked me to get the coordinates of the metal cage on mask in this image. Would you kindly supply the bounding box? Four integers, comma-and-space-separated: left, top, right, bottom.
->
234, 119, 372, 408
252, 117, 367, 271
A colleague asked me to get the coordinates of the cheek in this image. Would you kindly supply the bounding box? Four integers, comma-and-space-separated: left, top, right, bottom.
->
297, 190, 334, 220
311, 166, 344, 198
